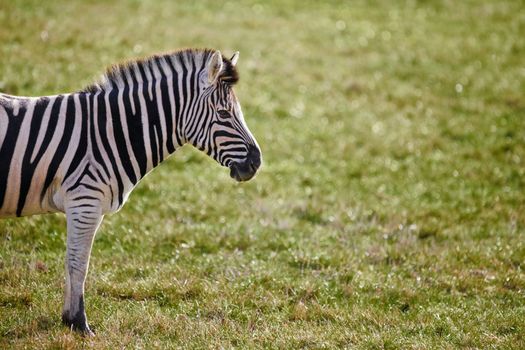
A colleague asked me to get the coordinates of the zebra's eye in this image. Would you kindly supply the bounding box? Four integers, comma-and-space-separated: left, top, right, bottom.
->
217, 110, 231, 118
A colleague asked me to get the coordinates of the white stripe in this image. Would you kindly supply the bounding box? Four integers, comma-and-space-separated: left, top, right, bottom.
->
0, 104, 8, 148
124, 67, 136, 115
143, 63, 154, 100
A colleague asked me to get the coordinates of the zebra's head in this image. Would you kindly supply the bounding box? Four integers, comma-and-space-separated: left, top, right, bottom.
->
186, 50, 261, 182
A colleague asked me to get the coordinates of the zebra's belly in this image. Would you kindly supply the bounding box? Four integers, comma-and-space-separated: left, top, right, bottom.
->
0, 165, 61, 218
0, 206, 57, 218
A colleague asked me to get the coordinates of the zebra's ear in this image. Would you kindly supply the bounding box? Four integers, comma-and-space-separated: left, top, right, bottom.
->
230, 51, 239, 66
208, 51, 223, 84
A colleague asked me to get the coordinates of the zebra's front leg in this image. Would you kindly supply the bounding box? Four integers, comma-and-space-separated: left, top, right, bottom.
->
62, 204, 103, 336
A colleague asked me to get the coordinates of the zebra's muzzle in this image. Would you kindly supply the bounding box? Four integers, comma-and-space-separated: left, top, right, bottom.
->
229, 145, 261, 182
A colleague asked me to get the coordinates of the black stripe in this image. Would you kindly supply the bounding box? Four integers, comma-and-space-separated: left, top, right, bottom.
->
69, 204, 97, 209
71, 195, 100, 201
166, 58, 183, 146
179, 60, 189, 138
109, 88, 137, 185
94, 168, 108, 185
144, 76, 162, 167
156, 57, 175, 153
17, 96, 56, 216
219, 147, 246, 153
81, 183, 105, 194
89, 93, 111, 183
73, 218, 94, 225
220, 140, 245, 147
63, 95, 89, 183
0, 102, 26, 209
213, 130, 243, 139
98, 92, 124, 206
41, 95, 76, 202
137, 64, 160, 167
84, 168, 98, 182
124, 71, 147, 177
66, 163, 91, 192
184, 60, 200, 140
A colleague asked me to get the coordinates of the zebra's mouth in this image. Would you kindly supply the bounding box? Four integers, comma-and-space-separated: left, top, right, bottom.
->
228, 145, 262, 182
229, 161, 258, 182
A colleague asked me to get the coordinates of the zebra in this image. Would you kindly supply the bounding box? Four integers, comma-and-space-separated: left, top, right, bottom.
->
0, 48, 262, 335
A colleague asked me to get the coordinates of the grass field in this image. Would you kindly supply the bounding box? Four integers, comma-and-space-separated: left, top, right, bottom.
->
1, 0, 524, 348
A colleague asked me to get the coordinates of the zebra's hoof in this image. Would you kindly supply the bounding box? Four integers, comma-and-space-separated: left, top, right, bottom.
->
62, 312, 95, 336
82, 326, 95, 337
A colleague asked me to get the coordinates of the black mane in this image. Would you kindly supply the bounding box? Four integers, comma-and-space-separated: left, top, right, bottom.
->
81, 48, 238, 93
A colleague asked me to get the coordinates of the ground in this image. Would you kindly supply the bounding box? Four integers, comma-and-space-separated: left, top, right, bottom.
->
0, 0, 524, 349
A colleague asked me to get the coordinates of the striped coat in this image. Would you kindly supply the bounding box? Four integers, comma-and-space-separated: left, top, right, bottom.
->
0, 48, 261, 335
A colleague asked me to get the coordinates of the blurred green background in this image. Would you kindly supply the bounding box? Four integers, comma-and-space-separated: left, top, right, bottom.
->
1, 0, 524, 348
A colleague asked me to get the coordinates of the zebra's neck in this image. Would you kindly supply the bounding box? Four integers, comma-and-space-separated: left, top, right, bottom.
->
79, 50, 213, 184
84, 83, 181, 186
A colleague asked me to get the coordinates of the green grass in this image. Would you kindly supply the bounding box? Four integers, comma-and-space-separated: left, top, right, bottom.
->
1, 0, 524, 348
